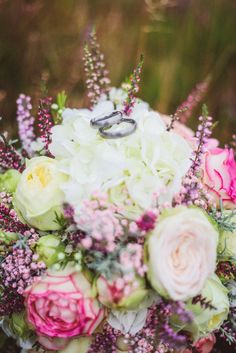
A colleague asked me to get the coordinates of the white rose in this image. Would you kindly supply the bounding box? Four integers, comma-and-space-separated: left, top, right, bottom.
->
187, 274, 229, 334
14, 156, 66, 230
146, 207, 219, 301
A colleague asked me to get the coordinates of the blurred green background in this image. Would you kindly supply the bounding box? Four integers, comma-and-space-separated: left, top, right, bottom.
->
0, 0, 235, 142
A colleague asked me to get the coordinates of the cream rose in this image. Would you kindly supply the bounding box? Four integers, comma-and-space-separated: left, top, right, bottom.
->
146, 207, 219, 301
14, 156, 66, 231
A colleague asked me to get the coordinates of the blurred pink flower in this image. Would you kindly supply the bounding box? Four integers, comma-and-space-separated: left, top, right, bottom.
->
24, 266, 104, 347
180, 333, 216, 353
203, 147, 236, 208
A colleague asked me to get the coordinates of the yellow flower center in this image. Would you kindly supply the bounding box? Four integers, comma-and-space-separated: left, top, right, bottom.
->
208, 313, 222, 330
27, 166, 52, 188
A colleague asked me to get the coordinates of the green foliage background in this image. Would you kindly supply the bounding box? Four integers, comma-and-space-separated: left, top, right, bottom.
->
0, 1, 235, 351
0, 0, 235, 142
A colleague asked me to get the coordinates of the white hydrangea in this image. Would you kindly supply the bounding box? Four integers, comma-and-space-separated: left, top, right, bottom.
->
49, 93, 192, 218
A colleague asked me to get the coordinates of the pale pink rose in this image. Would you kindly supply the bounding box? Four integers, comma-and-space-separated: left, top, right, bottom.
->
203, 147, 236, 208
24, 266, 105, 345
193, 334, 216, 353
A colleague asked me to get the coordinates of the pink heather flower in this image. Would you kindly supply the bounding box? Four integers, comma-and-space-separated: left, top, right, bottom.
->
75, 195, 123, 253
24, 265, 104, 343
202, 147, 236, 208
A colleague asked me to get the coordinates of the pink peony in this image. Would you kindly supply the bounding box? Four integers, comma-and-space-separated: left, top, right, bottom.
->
203, 147, 236, 207
24, 265, 104, 344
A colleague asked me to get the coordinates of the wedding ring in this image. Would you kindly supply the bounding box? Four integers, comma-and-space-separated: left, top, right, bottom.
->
98, 118, 137, 139
90, 111, 123, 128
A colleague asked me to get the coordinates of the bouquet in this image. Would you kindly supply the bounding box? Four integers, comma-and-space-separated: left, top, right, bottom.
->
0, 31, 235, 353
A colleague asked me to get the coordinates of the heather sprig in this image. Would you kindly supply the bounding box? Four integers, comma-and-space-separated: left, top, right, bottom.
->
0, 287, 25, 316
210, 205, 236, 233
37, 96, 53, 153
0, 203, 30, 234
0, 248, 46, 295
0, 134, 25, 172
16, 94, 35, 156
83, 30, 110, 106
191, 104, 212, 175
191, 294, 216, 310
153, 300, 193, 350
177, 104, 213, 207
166, 106, 188, 131
178, 77, 210, 124
123, 55, 144, 116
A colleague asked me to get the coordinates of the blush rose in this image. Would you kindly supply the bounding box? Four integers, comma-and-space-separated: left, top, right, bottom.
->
203, 147, 236, 208
24, 265, 104, 344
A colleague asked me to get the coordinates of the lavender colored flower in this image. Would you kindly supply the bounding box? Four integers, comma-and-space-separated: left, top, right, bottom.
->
177, 104, 213, 207
16, 94, 35, 156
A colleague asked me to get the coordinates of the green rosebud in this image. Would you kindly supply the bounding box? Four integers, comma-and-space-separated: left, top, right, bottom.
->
36, 234, 65, 267
0, 231, 18, 245
0, 169, 21, 193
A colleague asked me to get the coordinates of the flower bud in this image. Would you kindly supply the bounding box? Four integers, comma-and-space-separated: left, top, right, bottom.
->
36, 234, 65, 267
96, 275, 150, 310
0, 169, 21, 193
0, 231, 18, 245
